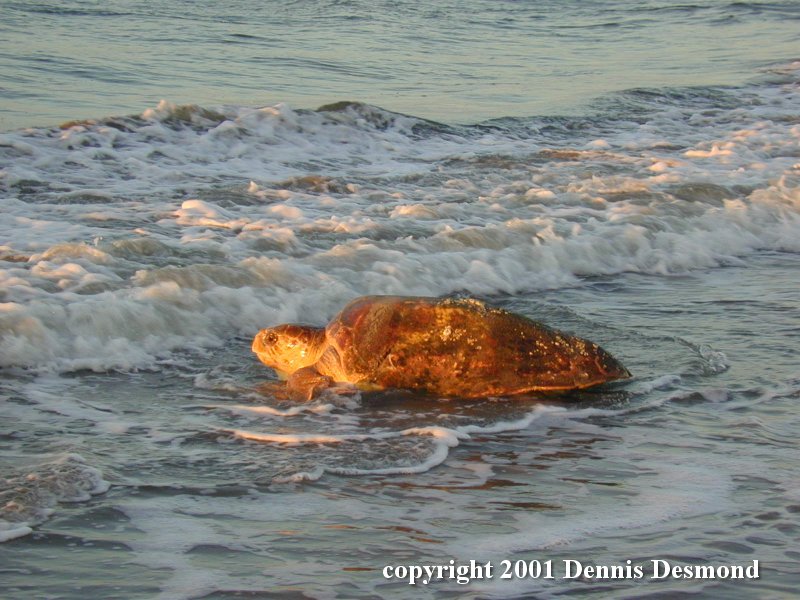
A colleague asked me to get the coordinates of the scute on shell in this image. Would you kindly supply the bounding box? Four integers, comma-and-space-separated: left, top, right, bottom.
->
318, 295, 629, 397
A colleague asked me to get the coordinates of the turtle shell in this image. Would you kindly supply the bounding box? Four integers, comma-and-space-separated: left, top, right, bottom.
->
324, 295, 628, 397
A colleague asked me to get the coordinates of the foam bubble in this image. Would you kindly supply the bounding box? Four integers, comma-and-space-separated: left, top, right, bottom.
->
0, 453, 110, 542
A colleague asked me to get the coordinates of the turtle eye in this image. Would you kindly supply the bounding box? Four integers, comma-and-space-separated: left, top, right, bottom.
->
265, 332, 278, 344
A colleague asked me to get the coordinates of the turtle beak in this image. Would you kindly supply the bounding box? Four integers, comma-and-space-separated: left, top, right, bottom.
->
252, 330, 268, 354
252, 332, 261, 353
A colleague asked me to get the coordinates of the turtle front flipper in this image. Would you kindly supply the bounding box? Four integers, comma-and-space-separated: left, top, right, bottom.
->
286, 367, 333, 401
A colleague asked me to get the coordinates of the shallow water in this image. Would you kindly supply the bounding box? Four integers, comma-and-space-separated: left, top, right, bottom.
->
2, 1, 800, 598
2, 257, 799, 599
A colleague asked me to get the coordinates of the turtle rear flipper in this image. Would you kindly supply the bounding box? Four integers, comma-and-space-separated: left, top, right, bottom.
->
287, 367, 333, 401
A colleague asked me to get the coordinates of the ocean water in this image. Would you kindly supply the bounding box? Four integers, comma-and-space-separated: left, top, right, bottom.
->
1, 1, 800, 598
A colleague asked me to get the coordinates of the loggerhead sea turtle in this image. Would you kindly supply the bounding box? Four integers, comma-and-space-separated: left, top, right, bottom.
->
252, 295, 630, 401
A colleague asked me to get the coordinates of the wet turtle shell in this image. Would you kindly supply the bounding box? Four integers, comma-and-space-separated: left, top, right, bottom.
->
319, 295, 629, 397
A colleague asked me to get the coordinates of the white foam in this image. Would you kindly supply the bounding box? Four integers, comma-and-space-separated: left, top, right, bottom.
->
461, 456, 735, 566
0, 453, 110, 542
0, 523, 33, 543
233, 406, 558, 480
114, 486, 388, 599
212, 402, 337, 418
1, 71, 799, 374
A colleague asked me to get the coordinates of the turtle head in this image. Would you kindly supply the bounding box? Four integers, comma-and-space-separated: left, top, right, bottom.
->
252, 324, 326, 377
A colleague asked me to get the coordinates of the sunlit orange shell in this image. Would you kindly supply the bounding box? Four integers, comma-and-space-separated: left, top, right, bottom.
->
323, 295, 629, 397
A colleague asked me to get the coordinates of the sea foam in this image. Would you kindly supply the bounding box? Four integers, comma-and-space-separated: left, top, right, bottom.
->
1, 69, 799, 375
0, 454, 110, 542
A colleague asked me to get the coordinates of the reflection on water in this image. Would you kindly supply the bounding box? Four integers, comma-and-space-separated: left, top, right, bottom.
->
2, 255, 800, 598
